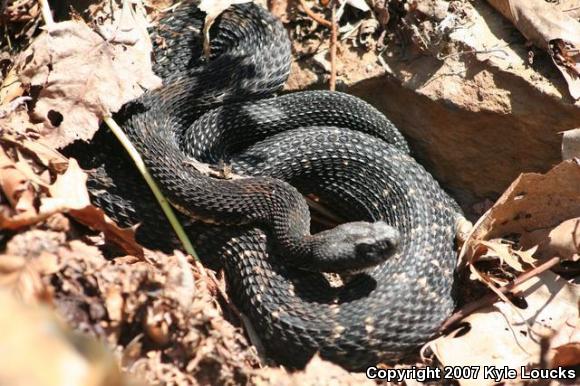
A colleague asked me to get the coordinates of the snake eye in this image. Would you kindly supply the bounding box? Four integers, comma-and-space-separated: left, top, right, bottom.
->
354, 233, 399, 267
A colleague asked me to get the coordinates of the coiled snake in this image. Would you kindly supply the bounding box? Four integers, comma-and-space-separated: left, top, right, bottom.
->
76, 2, 462, 370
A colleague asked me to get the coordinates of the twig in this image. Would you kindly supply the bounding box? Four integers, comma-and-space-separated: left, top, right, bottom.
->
563, 6, 580, 12
103, 115, 200, 262
439, 256, 561, 332
38, 0, 54, 26
436, 46, 510, 61
298, 0, 332, 27
329, 1, 337, 91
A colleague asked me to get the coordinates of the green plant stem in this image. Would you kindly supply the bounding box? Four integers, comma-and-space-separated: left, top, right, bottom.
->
103, 115, 200, 261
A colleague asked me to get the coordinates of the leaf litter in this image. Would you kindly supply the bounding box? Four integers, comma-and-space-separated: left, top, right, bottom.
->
13, 0, 161, 148
1, 0, 579, 385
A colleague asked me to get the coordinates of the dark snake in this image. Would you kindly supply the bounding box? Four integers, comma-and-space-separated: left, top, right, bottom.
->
68, 2, 463, 370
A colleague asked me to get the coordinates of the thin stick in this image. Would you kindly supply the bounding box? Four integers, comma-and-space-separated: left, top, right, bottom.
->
38, 0, 54, 25
103, 115, 200, 261
298, 0, 332, 27
329, 1, 337, 91
439, 256, 561, 332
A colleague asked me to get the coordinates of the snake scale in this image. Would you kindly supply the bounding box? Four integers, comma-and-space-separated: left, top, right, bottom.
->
71, 1, 462, 370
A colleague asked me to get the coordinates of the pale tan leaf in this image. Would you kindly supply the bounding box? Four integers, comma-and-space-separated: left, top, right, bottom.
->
512, 245, 538, 265
429, 271, 580, 386
461, 161, 580, 265
43, 158, 90, 211
519, 218, 580, 261
478, 240, 525, 271
16, 18, 161, 148
3, 134, 69, 171
38, 159, 142, 257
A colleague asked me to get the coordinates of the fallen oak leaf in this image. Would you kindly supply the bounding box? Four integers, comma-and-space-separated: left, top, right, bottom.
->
16, 17, 161, 148
475, 239, 539, 276
460, 160, 580, 265
1, 142, 142, 256
477, 239, 529, 272
68, 206, 143, 258
41, 159, 143, 257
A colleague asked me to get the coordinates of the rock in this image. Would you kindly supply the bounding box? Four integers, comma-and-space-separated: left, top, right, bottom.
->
285, 0, 580, 215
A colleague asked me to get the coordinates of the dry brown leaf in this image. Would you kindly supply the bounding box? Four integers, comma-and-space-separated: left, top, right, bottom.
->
520, 217, 580, 261
16, 16, 161, 148
0, 146, 40, 229
549, 316, 580, 367
486, 0, 580, 100
0, 67, 24, 105
39, 159, 143, 257
461, 160, 580, 264
0, 289, 125, 386
477, 239, 537, 272
3, 134, 69, 171
429, 271, 580, 386
552, 342, 580, 367
69, 206, 143, 258
1, 140, 142, 255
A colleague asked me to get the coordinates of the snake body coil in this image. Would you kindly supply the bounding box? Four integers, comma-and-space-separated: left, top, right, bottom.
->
80, 2, 461, 370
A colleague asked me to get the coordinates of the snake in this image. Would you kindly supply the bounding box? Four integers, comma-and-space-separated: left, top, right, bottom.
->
70, 1, 463, 371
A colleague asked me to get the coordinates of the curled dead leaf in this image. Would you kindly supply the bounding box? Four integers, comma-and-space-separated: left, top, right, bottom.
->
68, 205, 143, 258
41, 159, 142, 257
461, 160, 580, 265
1, 138, 142, 256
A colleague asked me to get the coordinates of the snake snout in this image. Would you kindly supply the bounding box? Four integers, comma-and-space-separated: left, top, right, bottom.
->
353, 222, 400, 267
311, 221, 400, 273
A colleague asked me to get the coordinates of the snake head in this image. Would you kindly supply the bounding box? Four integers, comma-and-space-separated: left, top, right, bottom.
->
309, 221, 400, 273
